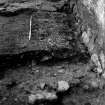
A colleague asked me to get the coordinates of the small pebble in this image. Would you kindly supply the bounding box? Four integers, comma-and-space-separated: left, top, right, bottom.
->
97, 67, 103, 73
102, 72, 105, 78
43, 92, 57, 100
100, 51, 105, 69
82, 32, 90, 44
90, 80, 98, 88
28, 94, 44, 104
58, 69, 65, 73
28, 92, 57, 104
58, 80, 69, 91
40, 82, 46, 89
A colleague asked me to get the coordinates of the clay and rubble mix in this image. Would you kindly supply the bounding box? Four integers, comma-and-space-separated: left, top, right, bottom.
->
0, 0, 105, 105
